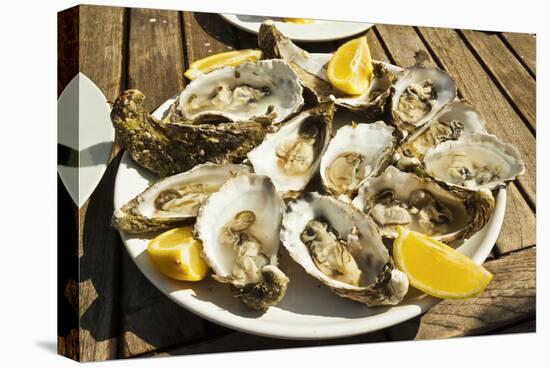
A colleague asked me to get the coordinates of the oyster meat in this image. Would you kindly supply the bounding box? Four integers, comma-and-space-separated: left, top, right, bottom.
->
391, 66, 457, 133
423, 133, 525, 191
169, 59, 303, 124
247, 102, 334, 197
111, 89, 271, 177
113, 163, 251, 233
320, 121, 395, 196
352, 166, 495, 242
195, 173, 289, 311
259, 22, 395, 118
281, 192, 409, 306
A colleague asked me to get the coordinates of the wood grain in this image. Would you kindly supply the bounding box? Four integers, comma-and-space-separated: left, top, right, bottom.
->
182, 12, 238, 65
388, 247, 535, 340
375, 24, 435, 67
461, 30, 536, 131
501, 32, 536, 76
417, 27, 536, 205
372, 25, 536, 253
128, 8, 186, 112
495, 184, 536, 255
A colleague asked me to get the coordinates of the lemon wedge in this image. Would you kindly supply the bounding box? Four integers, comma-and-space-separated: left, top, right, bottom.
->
393, 226, 493, 299
282, 18, 315, 24
327, 35, 374, 95
184, 49, 263, 80
147, 226, 209, 281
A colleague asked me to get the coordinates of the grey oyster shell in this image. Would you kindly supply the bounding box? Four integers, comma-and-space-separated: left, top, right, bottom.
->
111, 89, 272, 177
247, 102, 334, 198
195, 173, 289, 311
167, 59, 304, 125
423, 133, 525, 192
352, 166, 495, 242
258, 22, 395, 119
112, 163, 251, 233
281, 192, 409, 306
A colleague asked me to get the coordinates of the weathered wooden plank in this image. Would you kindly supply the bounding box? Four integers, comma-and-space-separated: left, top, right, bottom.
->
375, 24, 435, 67
366, 28, 390, 63
375, 25, 536, 253
415, 247, 535, 339
120, 9, 236, 358
417, 27, 535, 205
182, 12, 238, 65
501, 32, 536, 76
495, 184, 536, 255
118, 251, 230, 358
154, 329, 388, 357
128, 8, 185, 112
461, 30, 536, 131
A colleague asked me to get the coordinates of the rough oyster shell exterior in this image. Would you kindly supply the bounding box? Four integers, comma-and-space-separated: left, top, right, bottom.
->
111, 89, 271, 177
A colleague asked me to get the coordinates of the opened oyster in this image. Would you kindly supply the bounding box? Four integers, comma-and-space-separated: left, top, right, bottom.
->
111, 89, 271, 177
195, 173, 289, 311
320, 121, 395, 196
247, 102, 334, 197
423, 133, 525, 191
352, 166, 495, 242
281, 192, 409, 306
395, 100, 486, 170
391, 66, 457, 133
168, 59, 303, 124
259, 22, 395, 118
112, 163, 250, 233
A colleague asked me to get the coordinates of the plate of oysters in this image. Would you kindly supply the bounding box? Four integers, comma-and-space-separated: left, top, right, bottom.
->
111, 23, 525, 339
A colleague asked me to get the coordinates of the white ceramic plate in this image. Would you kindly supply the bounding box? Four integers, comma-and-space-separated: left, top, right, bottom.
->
113, 61, 506, 340
221, 14, 373, 42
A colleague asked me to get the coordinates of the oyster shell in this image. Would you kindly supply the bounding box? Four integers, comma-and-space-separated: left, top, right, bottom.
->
352, 166, 495, 242
259, 22, 395, 118
391, 66, 457, 133
195, 173, 289, 311
423, 133, 525, 191
320, 121, 395, 196
168, 59, 304, 124
247, 102, 334, 197
281, 192, 409, 306
112, 163, 251, 233
111, 89, 271, 177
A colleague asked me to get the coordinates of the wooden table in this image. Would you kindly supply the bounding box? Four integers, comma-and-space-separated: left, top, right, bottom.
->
57, 5, 536, 361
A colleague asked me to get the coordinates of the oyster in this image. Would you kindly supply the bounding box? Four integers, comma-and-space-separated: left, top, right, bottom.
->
395, 100, 486, 170
168, 59, 303, 124
320, 121, 395, 196
111, 89, 271, 177
423, 133, 525, 191
259, 22, 395, 118
281, 192, 409, 306
195, 173, 289, 311
247, 102, 334, 197
112, 163, 251, 233
391, 66, 457, 133
352, 166, 495, 242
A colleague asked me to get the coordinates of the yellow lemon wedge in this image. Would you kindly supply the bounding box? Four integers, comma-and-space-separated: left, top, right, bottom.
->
184, 49, 263, 80
327, 35, 374, 95
393, 226, 493, 299
147, 226, 209, 281
282, 18, 315, 24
